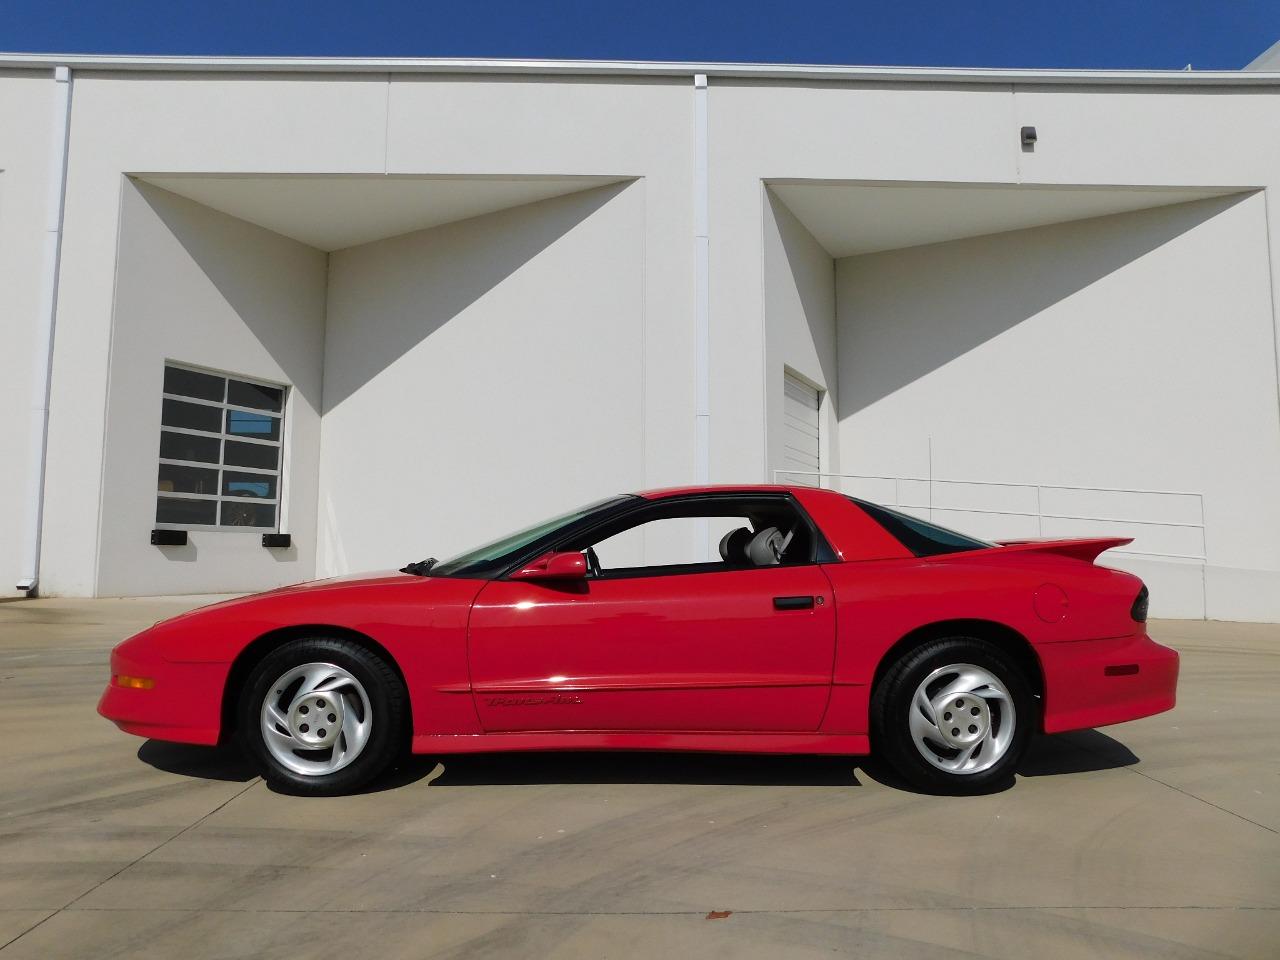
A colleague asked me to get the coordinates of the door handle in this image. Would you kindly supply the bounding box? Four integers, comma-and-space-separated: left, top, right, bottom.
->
773, 595, 815, 610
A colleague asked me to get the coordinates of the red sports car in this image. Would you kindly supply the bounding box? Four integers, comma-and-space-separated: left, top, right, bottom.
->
99, 485, 1178, 795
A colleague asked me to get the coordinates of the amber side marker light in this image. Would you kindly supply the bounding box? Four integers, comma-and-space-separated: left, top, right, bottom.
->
113, 675, 155, 690
1104, 664, 1140, 677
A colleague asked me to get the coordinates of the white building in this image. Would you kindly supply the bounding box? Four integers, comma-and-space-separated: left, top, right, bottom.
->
4, 52, 1280, 620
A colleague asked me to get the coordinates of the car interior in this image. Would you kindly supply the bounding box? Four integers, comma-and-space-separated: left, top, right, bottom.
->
560, 496, 817, 580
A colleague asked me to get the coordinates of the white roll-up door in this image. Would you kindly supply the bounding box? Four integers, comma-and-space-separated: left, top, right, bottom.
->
782, 373, 821, 485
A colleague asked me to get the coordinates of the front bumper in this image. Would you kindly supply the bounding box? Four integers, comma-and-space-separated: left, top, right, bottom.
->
97, 644, 229, 746
1039, 630, 1179, 734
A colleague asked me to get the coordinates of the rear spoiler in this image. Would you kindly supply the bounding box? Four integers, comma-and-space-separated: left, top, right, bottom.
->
984, 536, 1134, 564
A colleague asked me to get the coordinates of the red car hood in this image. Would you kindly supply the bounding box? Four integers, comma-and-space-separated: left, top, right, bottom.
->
162, 570, 424, 623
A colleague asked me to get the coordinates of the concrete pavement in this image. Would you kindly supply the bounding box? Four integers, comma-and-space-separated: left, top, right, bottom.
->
0, 598, 1276, 958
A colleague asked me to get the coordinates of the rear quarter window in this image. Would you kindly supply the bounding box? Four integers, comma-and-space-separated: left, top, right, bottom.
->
851, 498, 992, 557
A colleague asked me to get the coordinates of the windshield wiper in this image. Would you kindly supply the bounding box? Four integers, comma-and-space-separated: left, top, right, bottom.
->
399, 557, 438, 576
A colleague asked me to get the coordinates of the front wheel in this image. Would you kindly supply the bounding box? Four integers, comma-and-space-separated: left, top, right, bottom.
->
239, 637, 406, 795
871, 637, 1033, 794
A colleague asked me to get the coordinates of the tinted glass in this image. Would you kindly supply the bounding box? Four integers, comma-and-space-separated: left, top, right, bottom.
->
157, 463, 218, 496
852, 498, 992, 557
164, 366, 224, 402
431, 497, 634, 578
156, 496, 217, 525
222, 471, 277, 499
224, 440, 279, 470
162, 398, 222, 434
160, 431, 221, 464
226, 409, 281, 441
227, 379, 284, 412
220, 501, 276, 527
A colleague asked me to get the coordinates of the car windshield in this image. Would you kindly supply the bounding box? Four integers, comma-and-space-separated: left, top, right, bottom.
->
428, 496, 634, 579
852, 497, 993, 557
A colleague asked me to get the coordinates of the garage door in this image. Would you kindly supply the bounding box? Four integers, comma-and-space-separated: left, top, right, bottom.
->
782, 373, 820, 485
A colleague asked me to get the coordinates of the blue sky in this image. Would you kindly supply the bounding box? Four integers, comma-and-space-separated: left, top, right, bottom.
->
1, 1, 1278, 70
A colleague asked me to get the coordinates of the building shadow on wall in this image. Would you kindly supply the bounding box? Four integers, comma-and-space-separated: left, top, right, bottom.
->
830, 192, 1252, 420
320, 180, 633, 411
132, 179, 328, 413
134, 177, 633, 416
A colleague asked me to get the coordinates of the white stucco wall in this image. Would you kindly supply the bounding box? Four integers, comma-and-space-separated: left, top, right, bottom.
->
319, 182, 647, 574
28, 70, 692, 596
4, 61, 1280, 619
0, 72, 56, 598
762, 189, 838, 480
95, 180, 326, 596
834, 194, 1280, 619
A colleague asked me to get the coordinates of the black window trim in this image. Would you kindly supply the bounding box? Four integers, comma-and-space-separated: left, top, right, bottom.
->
155, 361, 288, 532
850, 496, 993, 558
493, 491, 836, 582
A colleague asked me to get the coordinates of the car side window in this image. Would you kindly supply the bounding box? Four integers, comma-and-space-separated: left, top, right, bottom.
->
562, 496, 817, 579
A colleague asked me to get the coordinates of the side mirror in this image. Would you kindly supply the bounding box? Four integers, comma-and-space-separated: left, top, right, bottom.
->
510, 550, 588, 581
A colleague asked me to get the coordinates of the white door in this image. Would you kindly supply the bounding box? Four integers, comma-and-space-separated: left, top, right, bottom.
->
782, 373, 821, 485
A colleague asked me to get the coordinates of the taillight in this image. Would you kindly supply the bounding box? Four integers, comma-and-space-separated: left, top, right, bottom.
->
1130, 584, 1149, 623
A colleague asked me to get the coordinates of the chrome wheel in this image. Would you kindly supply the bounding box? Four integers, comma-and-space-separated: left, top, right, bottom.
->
908, 662, 1015, 775
259, 662, 373, 777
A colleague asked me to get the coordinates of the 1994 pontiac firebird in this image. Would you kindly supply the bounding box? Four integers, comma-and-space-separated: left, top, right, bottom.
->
99, 485, 1179, 795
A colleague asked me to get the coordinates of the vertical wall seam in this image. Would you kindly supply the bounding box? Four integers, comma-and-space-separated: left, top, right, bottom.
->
1258, 187, 1280, 622
759, 182, 770, 481
1010, 83, 1022, 183
693, 72, 710, 475
639, 176, 648, 490
693, 73, 710, 559
18, 65, 72, 594
382, 72, 392, 175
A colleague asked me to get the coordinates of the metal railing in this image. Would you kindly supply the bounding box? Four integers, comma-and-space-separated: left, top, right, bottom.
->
772, 470, 1207, 565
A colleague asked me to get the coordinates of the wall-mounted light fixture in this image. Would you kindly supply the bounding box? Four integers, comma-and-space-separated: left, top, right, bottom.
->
1021, 125, 1038, 147
150, 529, 187, 546
262, 533, 292, 548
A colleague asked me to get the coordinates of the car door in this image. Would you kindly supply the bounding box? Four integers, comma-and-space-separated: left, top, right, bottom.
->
467, 563, 836, 733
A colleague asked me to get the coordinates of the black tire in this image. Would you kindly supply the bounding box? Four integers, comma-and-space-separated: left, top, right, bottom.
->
238, 637, 406, 796
871, 637, 1033, 795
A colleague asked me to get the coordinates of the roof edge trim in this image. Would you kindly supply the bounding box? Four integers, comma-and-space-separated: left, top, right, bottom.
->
2, 53, 1280, 86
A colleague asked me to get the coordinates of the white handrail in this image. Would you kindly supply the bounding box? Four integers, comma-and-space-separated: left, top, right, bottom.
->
772, 470, 1208, 564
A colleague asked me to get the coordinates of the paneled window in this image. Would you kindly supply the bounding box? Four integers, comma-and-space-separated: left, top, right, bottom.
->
155, 364, 286, 530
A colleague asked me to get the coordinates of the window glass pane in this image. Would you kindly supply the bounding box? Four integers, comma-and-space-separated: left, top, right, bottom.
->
160, 430, 221, 464
222, 471, 277, 500
851, 498, 992, 557
227, 379, 283, 412
164, 366, 224, 402
224, 439, 279, 470
225, 409, 281, 441
162, 398, 222, 434
593, 516, 750, 570
156, 497, 217, 525
220, 501, 276, 528
158, 463, 219, 496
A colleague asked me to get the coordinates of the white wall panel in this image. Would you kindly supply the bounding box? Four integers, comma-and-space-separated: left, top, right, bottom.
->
95, 181, 326, 596
0, 73, 55, 597
319, 182, 646, 575
835, 194, 1280, 618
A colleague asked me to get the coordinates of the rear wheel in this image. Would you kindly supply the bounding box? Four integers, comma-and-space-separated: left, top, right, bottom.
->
239, 637, 405, 796
872, 637, 1033, 794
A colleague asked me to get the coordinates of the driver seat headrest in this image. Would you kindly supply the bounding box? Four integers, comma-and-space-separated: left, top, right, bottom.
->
718, 526, 754, 565
746, 526, 792, 566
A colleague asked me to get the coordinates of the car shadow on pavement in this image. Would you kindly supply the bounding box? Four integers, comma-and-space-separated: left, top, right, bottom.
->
426, 752, 864, 787
1017, 728, 1140, 777
137, 728, 1139, 794
856, 729, 1140, 795
138, 740, 257, 782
